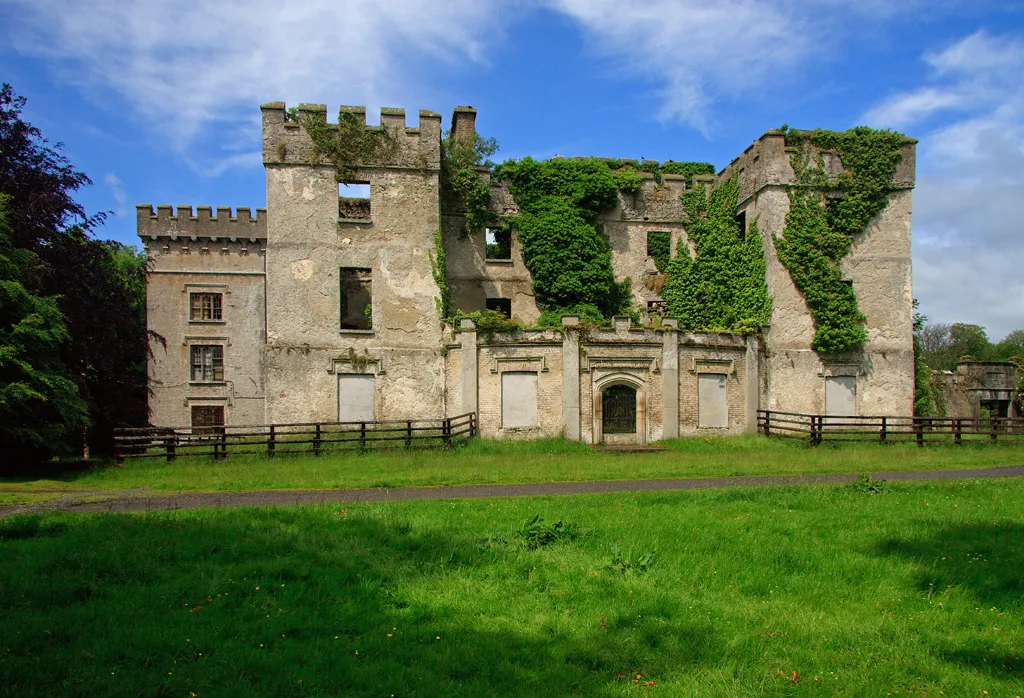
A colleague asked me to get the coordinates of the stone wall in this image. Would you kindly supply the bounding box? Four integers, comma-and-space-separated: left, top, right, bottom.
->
260, 103, 447, 423
721, 131, 916, 417
140, 205, 268, 427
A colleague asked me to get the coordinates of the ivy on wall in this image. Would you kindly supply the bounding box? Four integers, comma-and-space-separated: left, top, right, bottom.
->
441, 131, 498, 236
493, 157, 633, 321
298, 110, 398, 182
776, 127, 908, 353
661, 176, 771, 332
429, 229, 451, 321
646, 231, 671, 274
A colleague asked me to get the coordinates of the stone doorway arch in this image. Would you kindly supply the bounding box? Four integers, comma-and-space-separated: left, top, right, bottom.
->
593, 374, 646, 445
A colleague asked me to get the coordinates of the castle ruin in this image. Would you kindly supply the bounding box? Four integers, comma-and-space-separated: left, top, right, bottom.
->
139, 103, 916, 442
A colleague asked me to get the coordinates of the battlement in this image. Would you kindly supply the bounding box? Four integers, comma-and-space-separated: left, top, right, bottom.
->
260, 102, 442, 171
136, 205, 267, 241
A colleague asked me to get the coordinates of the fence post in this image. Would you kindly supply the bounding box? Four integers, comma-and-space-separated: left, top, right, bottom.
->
314, 423, 321, 456
220, 429, 227, 459
268, 424, 276, 457
954, 418, 962, 445
360, 422, 366, 450
405, 420, 412, 448
444, 418, 452, 447
915, 418, 924, 447
879, 416, 887, 443
991, 417, 1000, 442
165, 435, 176, 463
471, 412, 477, 437
764, 411, 771, 437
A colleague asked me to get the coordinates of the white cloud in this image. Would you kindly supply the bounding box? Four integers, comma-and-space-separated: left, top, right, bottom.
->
103, 172, 128, 217
2, 0, 503, 166
547, 0, 802, 132
864, 31, 1024, 341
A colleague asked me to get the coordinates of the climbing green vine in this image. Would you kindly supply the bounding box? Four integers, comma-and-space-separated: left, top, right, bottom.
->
429, 229, 451, 320
493, 157, 633, 321
661, 176, 771, 332
298, 109, 399, 182
776, 127, 908, 353
646, 231, 671, 274
442, 130, 498, 235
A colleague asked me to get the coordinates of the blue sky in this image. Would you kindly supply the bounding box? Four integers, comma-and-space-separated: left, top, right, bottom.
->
2, 0, 1023, 339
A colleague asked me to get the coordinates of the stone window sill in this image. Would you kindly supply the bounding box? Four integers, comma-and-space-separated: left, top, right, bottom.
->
340, 329, 375, 336
189, 381, 227, 387
485, 258, 514, 266
338, 217, 372, 225
189, 320, 226, 325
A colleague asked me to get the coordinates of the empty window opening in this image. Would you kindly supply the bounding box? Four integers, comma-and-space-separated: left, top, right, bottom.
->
602, 385, 637, 434
191, 345, 224, 382
486, 297, 512, 318
647, 299, 668, 316
339, 182, 371, 220
645, 231, 671, 270
340, 267, 373, 330
735, 210, 747, 238
501, 372, 538, 429
189, 292, 222, 321
485, 227, 511, 260
191, 405, 224, 435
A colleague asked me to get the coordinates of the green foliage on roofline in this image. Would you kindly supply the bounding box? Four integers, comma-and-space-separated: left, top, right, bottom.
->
493, 157, 633, 321
776, 126, 906, 353
660, 176, 772, 332
442, 131, 498, 236
298, 110, 399, 182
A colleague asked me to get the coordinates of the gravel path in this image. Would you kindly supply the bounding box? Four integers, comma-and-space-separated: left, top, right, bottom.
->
2, 465, 1023, 518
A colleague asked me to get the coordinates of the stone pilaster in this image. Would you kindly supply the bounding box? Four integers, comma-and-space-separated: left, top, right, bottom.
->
745, 333, 761, 432
561, 315, 581, 440
661, 318, 680, 439
460, 318, 478, 416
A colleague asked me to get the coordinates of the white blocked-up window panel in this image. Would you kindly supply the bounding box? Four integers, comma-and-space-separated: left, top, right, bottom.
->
698, 373, 728, 428
501, 372, 538, 428
338, 374, 375, 422
825, 376, 857, 416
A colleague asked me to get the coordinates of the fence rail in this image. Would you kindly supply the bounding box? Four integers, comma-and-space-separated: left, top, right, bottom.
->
114, 413, 477, 461
758, 410, 1024, 445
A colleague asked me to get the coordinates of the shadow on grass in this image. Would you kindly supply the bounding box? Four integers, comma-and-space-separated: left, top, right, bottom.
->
876, 522, 1024, 680
0, 508, 723, 697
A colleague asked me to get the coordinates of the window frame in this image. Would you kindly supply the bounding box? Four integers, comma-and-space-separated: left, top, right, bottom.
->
190, 344, 225, 383
189, 292, 223, 322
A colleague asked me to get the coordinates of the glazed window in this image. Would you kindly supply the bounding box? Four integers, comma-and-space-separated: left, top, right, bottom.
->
190, 345, 224, 382
190, 293, 222, 321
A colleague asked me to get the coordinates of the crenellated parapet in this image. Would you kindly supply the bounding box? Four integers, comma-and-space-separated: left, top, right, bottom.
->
260, 102, 442, 173
137, 205, 267, 241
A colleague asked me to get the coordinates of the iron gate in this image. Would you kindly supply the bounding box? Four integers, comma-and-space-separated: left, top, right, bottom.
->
602, 385, 637, 434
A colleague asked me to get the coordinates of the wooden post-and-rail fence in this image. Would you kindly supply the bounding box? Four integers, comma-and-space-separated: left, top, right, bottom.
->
114, 413, 477, 462
757, 410, 1024, 446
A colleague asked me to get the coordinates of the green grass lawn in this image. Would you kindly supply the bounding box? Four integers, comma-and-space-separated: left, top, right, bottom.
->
2, 478, 1022, 696
3, 435, 1024, 496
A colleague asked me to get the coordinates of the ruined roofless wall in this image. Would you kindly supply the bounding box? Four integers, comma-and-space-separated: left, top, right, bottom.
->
259, 102, 446, 424
716, 130, 916, 416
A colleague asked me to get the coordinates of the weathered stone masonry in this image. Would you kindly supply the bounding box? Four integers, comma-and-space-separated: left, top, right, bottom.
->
141, 103, 916, 443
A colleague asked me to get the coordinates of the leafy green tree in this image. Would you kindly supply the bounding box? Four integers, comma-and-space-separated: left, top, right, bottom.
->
949, 323, 990, 362
912, 300, 935, 416
0, 196, 88, 469
0, 83, 149, 460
